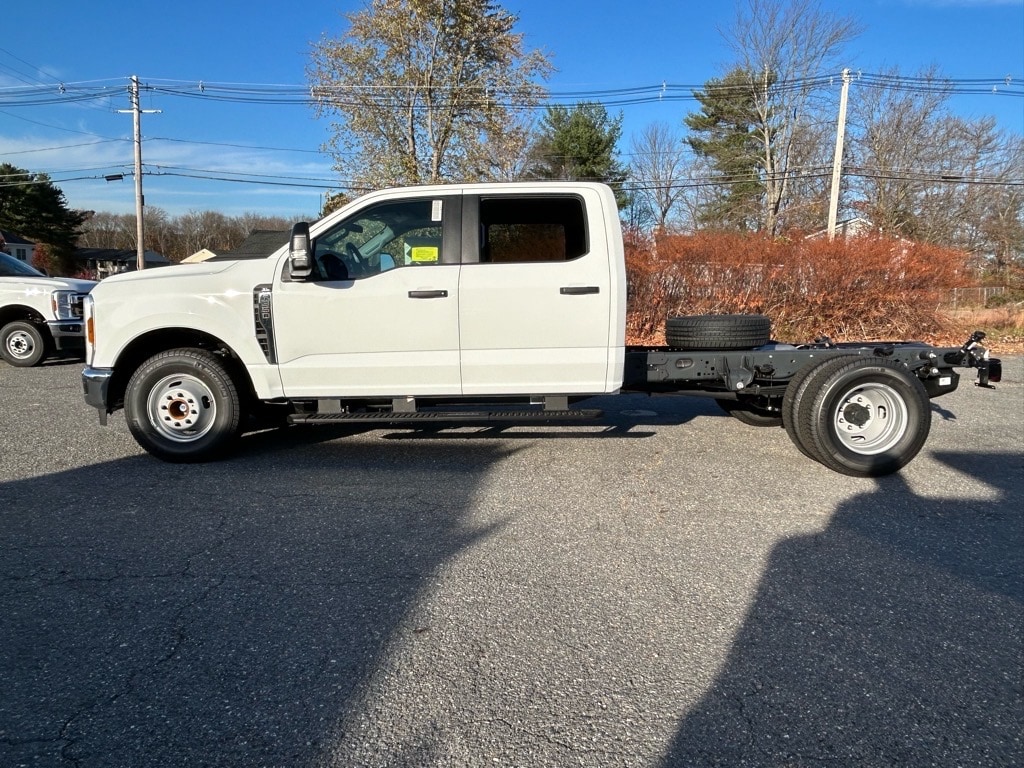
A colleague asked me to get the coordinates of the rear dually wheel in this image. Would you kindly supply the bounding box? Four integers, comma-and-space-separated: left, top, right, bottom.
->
794, 357, 931, 477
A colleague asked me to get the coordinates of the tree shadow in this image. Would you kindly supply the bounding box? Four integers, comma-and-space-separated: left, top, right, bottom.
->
0, 438, 515, 766
661, 451, 1023, 766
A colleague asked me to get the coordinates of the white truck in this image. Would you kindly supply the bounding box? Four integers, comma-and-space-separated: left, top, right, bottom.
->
81, 182, 999, 475
1, 250, 95, 367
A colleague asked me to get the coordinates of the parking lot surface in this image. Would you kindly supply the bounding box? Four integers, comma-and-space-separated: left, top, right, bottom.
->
1, 359, 1021, 767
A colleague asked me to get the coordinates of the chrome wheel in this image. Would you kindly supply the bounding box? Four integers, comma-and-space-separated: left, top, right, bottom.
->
146, 373, 219, 443
0, 320, 48, 367
831, 382, 908, 455
6, 329, 36, 360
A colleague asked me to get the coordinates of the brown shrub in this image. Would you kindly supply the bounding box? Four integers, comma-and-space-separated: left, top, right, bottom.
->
626, 232, 968, 345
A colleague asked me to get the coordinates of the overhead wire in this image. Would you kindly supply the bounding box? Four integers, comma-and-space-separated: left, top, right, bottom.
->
1, 71, 1019, 194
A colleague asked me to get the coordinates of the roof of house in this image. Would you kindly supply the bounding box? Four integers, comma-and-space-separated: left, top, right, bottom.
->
181, 248, 218, 264
0, 230, 34, 246
213, 230, 290, 260
76, 248, 170, 266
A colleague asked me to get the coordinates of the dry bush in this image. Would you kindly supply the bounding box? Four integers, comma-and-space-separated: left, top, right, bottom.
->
626, 232, 968, 345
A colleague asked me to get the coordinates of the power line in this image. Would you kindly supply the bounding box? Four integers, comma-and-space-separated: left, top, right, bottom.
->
1, 72, 1020, 110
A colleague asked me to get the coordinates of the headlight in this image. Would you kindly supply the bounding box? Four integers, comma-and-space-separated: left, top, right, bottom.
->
52, 290, 86, 320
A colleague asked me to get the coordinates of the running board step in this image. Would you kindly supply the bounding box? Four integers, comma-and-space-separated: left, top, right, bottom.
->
289, 408, 603, 425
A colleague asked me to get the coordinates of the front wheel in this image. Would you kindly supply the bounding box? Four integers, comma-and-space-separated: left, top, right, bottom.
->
1, 320, 49, 367
795, 357, 931, 477
124, 349, 242, 462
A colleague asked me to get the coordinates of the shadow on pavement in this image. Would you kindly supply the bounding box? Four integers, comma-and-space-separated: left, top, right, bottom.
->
0, 438, 515, 766
661, 450, 1023, 766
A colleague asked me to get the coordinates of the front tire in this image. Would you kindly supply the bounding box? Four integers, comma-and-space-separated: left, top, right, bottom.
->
124, 349, 242, 462
1, 320, 49, 367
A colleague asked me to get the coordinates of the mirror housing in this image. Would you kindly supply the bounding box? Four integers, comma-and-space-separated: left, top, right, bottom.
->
288, 222, 313, 279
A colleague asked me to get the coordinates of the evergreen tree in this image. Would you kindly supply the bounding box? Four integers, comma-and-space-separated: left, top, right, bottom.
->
0, 163, 87, 275
530, 102, 630, 208
684, 70, 764, 230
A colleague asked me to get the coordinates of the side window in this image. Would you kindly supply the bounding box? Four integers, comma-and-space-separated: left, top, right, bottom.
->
479, 196, 588, 263
313, 199, 444, 280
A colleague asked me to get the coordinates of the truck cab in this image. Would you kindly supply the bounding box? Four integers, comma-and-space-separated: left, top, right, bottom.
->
272, 183, 626, 398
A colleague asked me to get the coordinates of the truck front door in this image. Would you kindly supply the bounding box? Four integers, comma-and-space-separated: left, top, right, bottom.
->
273, 195, 462, 397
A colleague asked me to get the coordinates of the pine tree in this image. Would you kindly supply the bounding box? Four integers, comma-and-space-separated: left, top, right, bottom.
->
0, 163, 87, 275
530, 102, 630, 208
684, 70, 764, 231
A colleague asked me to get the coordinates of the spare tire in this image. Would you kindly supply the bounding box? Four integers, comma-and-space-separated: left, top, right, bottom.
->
665, 314, 771, 350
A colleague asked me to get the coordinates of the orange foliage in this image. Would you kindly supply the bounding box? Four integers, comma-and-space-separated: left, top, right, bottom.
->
626, 232, 968, 345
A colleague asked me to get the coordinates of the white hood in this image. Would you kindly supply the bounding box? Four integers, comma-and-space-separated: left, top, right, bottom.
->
2, 275, 96, 293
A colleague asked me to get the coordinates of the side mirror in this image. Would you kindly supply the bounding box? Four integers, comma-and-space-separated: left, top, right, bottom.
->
288, 222, 313, 279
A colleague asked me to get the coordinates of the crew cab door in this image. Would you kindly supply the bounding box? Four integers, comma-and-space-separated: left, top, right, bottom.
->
272, 195, 462, 397
457, 189, 616, 395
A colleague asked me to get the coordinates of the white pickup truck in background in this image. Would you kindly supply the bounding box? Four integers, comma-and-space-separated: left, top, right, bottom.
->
81, 182, 999, 475
1, 251, 95, 367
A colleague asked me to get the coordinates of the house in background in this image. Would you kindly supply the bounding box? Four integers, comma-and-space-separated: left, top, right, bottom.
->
807, 217, 878, 240
181, 248, 217, 264
0, 231, 37, 266
75, 247, 170, 278
213, 230, 289, 260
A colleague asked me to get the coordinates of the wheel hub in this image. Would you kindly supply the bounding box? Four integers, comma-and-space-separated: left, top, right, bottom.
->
161, 391, 200, 429
833, 385, 908, 455
7, 332, 33, 358
841, 400, 871, 427
146, 374, 217, 442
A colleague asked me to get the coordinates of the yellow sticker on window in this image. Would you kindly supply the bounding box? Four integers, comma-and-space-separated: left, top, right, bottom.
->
410, 246, 438, 263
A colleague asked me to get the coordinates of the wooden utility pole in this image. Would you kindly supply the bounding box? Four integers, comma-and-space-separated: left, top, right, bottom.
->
827, 68, 851, 241
118, 76, 159, 270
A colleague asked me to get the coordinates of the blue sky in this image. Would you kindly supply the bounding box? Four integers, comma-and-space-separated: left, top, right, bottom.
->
1, 0, 1021, 220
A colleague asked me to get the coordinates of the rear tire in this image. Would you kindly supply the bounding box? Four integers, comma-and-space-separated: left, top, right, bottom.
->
124, 349, 242, 462
1, 320, 49, 367
782, 355, 859, 462
665, 314, 771, 350
795, 357, 931, 477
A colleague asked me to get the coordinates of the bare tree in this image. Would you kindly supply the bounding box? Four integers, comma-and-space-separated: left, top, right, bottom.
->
77, 211, 137, 250
722, 0, 861, 234
850, 69, 1023, 269
629, 122, 691, 232
308, 0, 551, 191
848, 67, 951, 237
978, 135, 1024, 271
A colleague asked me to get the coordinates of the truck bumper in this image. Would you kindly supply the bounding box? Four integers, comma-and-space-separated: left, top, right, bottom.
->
82, 366, 113, 425
46, 320, 86, 352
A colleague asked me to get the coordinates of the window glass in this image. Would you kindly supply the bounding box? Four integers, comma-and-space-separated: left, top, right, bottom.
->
0, 251, 45, 277
313, 199, 443, 280
479, 196, 587, 263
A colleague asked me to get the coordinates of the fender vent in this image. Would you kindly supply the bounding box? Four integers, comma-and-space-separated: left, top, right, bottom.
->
252, 284, 276, 363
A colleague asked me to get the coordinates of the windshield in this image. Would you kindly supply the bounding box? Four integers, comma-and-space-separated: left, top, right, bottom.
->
0, 251, 45, 278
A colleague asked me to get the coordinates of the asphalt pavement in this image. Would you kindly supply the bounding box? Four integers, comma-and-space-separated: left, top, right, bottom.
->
1, 358, 1021, 767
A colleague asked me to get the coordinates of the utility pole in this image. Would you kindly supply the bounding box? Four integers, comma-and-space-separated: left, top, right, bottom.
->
118, 76, 160, 270
827, 68, 851, 241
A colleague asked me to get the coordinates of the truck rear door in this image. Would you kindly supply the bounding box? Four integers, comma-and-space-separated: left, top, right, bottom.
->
457, 188, 616, 395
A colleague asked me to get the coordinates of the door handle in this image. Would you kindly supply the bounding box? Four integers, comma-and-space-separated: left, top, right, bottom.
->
560, 286, 600, 295
408, 289, 448, 299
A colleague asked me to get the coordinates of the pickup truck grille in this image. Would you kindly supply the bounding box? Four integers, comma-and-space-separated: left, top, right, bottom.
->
70, 294, 86, 318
